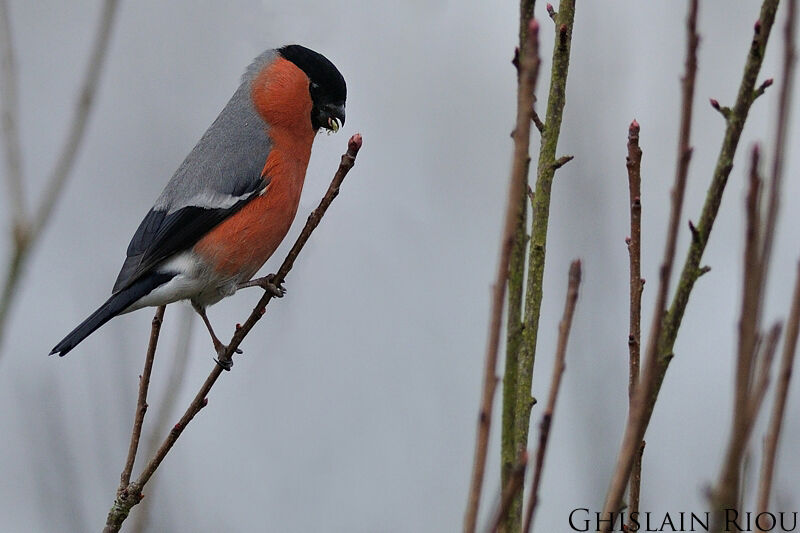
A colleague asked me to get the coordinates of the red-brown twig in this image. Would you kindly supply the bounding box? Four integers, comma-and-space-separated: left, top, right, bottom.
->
464, 19, 540, 533
103, 134, 363, 533
756, 262, 800, 522
625, 119, 645, 525
501, 0, 536, 520
600, 0, 699, 524
625, 120, 643, 402
522, 260, 581, 533
711, 146, 763, 527
756, 2, 797, 524
488, 452, 529, 533
129, 305, 195, 533
760, 0, 796, 277
118, 306, 166, 490
710, 146, 782, 532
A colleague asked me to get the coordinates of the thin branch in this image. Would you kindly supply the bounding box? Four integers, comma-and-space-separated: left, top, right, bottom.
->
749, 323, 782, 427
711, 145, 763, 527
760, 0, 796, 314
30, 0, 120, 240
119, 306, 166, 489
468, 18, 541, 533
756, 4, 797, 522
501, 0, 537, 522
531, 108, 545, 132
552, 154, 573, 169
657, 0, 781, 407
625, 118, 644, 524
711, 0, 796, 516
488, 452, 528, 533
600, 0, 699, 524
626, 119, 643, 402
629, 440, 646, 526
501, 0, 537, 510
129, 305, 195, 533
522, 260, 581, 533
0, 0, 25, 234
507, 2, 576, 530
757, 262, 800, 521
0, 0, 120, 354
711, 147, 781, 532
103, 134, 363, 533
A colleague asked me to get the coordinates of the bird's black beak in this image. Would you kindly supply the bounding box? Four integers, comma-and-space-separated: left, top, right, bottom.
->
322, 102, 346, 132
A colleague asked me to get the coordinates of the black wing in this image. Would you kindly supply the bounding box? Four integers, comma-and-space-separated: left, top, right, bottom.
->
112, 177, 268, 293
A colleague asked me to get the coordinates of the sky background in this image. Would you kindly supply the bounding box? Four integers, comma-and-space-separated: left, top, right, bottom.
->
1, 0, 799, 531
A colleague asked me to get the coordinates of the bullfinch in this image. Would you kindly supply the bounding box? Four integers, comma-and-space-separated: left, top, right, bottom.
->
50, 45, 346, 358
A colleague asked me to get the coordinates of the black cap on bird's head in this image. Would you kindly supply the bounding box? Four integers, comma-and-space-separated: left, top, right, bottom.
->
279, 44, 347, 133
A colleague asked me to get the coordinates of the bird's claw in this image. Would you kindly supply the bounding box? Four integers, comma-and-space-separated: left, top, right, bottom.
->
213, 342, 242, 371
215, 356, 233, 371
261, 274, 286, 298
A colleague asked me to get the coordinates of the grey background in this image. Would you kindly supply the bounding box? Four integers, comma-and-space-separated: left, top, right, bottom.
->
1, 1, 798, 531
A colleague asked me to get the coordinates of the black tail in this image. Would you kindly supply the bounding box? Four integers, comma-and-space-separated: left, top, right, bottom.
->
50, 273, 174, 356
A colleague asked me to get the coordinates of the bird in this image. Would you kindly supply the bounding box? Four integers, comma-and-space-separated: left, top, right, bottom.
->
50, 44, 346, 361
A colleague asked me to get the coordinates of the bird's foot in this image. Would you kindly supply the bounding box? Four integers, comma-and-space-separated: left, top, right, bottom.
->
213, 340, 242, 371
260, 273, 286, 298
236, 274, 286, 297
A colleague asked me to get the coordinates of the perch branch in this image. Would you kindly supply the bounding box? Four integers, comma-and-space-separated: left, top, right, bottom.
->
522, 260, 581, 533
129, 305, 195, 533
103, 134, 363, 533
119, 306, 166, 489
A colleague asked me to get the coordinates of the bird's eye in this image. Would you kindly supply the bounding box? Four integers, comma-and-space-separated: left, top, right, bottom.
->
310, 82, 319, 91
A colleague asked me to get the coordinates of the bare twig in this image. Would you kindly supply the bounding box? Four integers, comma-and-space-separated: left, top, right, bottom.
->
756, 3, 797, 522
119, 306, 166, 489
658, 0, 781, 418
711, 145, 763, 528
531, 108, 545, 133
749, 323, 782, 426
469, 18, 540, 533
31, 0, 119, 240
103, 134, 363, 532
487, 452, 528, 533
0, 0, 120, 354
129, 305, 195, 533
0, 0, 25, 234
625, 118, 644, 524
522, 260, 581, 533
625, 119, 643, 402
502, 0, 538, 509
710, 147, 782, 532
760, 0, 796, 316
757, 262, 800, 521
600, 0, 699, 524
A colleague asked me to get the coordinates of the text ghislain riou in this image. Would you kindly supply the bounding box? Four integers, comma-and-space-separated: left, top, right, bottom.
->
568, 508, 798, 532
